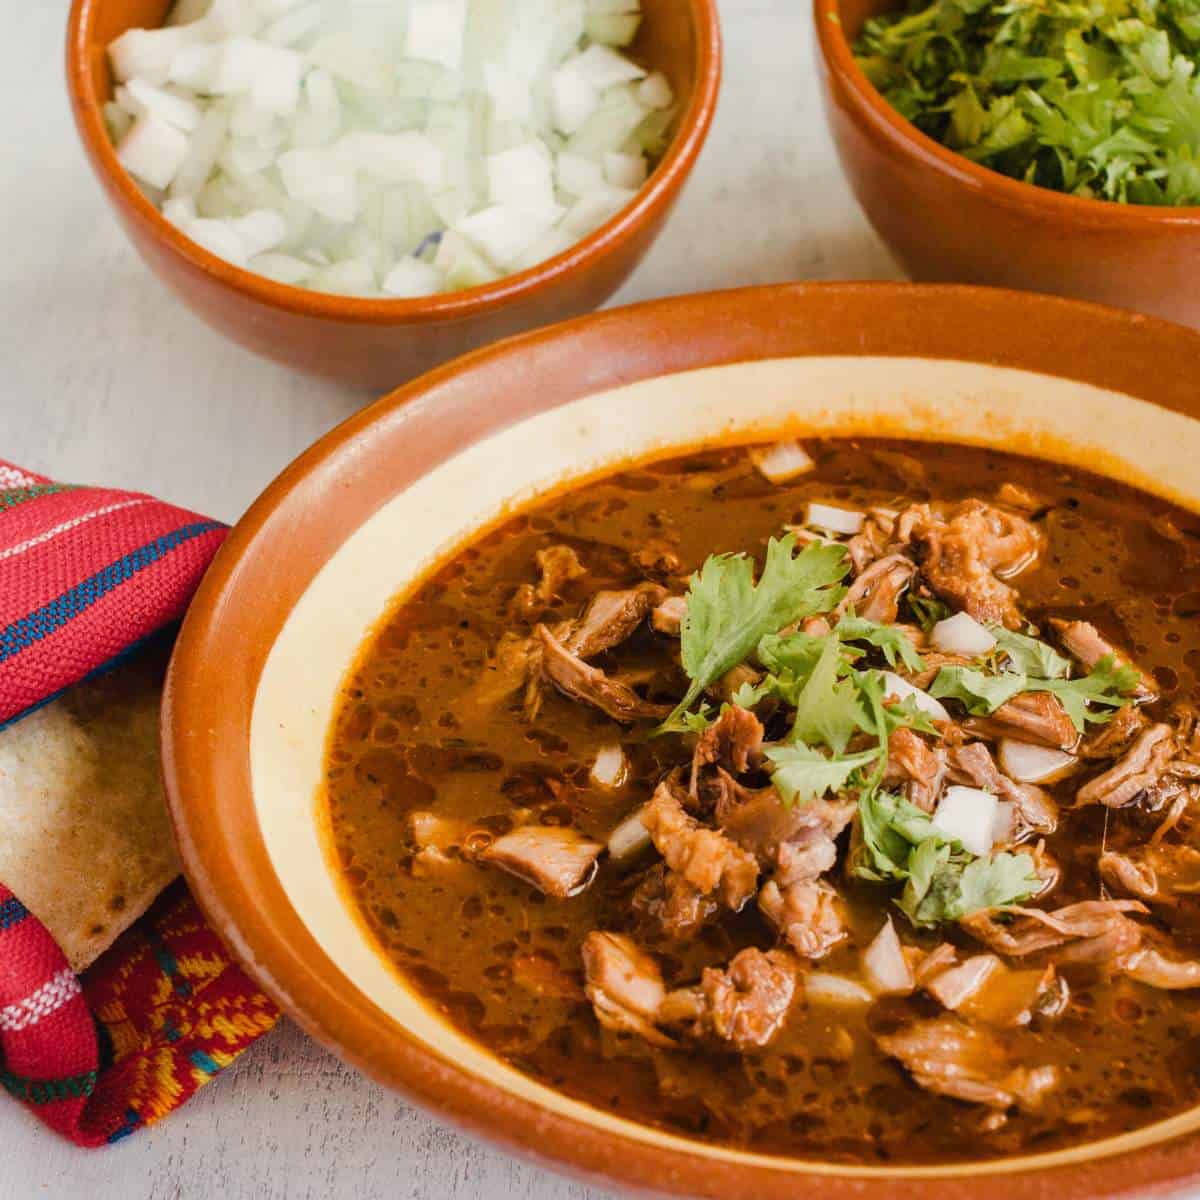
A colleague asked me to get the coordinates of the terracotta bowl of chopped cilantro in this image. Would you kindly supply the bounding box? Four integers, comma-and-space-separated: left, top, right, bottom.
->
814, 0, 1200, 327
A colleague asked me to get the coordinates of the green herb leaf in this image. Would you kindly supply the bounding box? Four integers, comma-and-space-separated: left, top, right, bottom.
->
907, 595, 953, 632
837, 613, 926, 671
662, 536, 849, 731
990, 627, 1071, 678
788, 636, 873, 754
929, 665, 1029, 712
766, 743, 880, 808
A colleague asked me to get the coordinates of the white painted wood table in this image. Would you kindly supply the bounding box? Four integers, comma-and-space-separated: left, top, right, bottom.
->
2, 3, 900, 1196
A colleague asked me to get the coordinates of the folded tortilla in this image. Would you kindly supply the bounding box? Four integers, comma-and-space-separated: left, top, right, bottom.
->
0, 645, 179, 972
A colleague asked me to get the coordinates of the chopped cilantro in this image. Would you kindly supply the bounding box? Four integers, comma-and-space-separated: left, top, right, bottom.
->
854, 0, 1200, 205
854, 790, 1041, 926
787, 635, 873, 753
907, 595, 953, 631
766, 743, 881, 807
661, 536, 849, 731
837, 612, 926, 671
990, 626, 1071, 678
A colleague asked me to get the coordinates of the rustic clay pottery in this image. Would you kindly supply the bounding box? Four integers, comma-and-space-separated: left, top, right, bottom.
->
66, 0, 721, 389
163, 283, 1200, 1199
814, 0, 1200, 329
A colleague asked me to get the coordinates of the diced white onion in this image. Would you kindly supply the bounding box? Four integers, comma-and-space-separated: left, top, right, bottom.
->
805, 502, 865, 536
931, 611, 997, 657
880, 672, 951, 723
862, 917, 914, 996
608, 807, 651, 862
117, 112, 191, 189
932, 786, 998, 857
998, 740, 1078, 784
991, 799, 1016, 847
804, 972, 874, 1007
751, 440, 816, 484
590, 744, 629, 789
106, 0, 671, 298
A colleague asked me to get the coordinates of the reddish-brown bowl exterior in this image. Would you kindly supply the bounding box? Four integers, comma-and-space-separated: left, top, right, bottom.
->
163, 283, 1200, 1199
814, 0, 1200, 329
65, 0, 720, 391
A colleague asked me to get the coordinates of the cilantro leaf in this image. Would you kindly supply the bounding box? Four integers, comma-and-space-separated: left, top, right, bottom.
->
662, 536, 849, 731
788, 635, 872, 753
907, 595, 953, 632
837, 613, 926, 671
930, 655, 1140, 730
855, 789, 938, 879
929, 665, 1029, 713
990, 627, 1071, 678
766, 743, 880, 808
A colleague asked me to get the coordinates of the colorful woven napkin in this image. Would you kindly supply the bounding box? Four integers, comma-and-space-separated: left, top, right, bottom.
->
0, 460, 279, 1146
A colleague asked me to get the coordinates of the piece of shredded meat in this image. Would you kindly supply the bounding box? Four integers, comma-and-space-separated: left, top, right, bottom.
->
641, 779, 759, 910
537, 624, 671, 724
632, 865, 720, 941
560, 582, 668, 660
923, 957, 1063, 1027
882, 727, 947, 812
1080, 704, 1148, 760
963, 692, 1079, 751
846, 509, 899, 574
480, 825, 604, 898
960, 900, 1147, 961
837, 554, 916, 624
690, 705, 764, 796
948, 741, 1058, 838
898, 500, 1042, 628
877, 1015, 1059, 1110
758, 878, 850, 959
511, 544, 587, 617
659, 948, 799, 1050
1100, 843, 1200, 905
582, 932, 674, 1046
1075, 724, 1179, 808
650, 594, 687, 636
1050, 619, 1157, 701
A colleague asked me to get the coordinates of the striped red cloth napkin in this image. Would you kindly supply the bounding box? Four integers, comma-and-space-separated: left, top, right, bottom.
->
0, 459, 278, 1146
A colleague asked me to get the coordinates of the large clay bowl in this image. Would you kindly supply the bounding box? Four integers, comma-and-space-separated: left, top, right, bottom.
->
164, 283, 1200, 1196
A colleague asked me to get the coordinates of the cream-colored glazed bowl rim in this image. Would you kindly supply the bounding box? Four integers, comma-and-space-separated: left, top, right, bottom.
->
250, 354, 1200, 1178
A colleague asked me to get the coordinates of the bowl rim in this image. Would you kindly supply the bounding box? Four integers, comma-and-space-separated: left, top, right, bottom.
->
64, 0, 722, 324
812, 0, 1200, 226
162, 281, 1200, 1199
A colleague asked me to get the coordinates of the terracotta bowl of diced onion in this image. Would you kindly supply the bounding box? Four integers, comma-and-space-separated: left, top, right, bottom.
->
66, 0, 721, 390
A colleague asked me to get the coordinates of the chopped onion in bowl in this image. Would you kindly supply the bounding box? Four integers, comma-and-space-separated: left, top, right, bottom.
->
862, 917, 914, 996
804, 972, 874, 1007
607, 806, 651, 862
590, 744, 629, 789
931, 611, 996, 657
998, 739, 1078, 784
106, 0, 676, 298
751, 440, 815, 484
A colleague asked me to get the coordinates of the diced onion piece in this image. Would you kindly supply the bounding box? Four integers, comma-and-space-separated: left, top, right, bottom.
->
804, 972, 874, 1007
162, 194, 197, 227
117, 112, 190, 189
637, 70, 674, 109
556, 151, 605, 197
804, 502, 865, 536
551, 61, 600, 133
123, 78, 200, 131
250, 252, 312, 285
571, 43, 648, 90
277, 147, 358, 223
310, 257, 375, 295
590, 745, 629, 789
185, 217, 247, 265
484, 61, 533, 124
109, 26, 192, 85
751, 440, 815, 484
561, 186, 636, 237
343, 131, 445, 189
604, 150, 647, 188
382, 256, 442, 298
265, 2, 321, 46
862, 916, 914, 996
608, 807, 651, 862
991, 799, 1016, 847
454, 205, 552, 270
998, 740, 1078, 784
585, 11, 642, 46
932, 786, 998, 857
931, 611, 997, 657
880, 672, 951, 723
406, 0, 468, 71
230, 208, 286, 256
487, 142, 558, 218
513, 227, 575, 271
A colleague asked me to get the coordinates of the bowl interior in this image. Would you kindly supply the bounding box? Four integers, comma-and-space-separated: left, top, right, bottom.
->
78, 0, 702, 178
250, 353, 1200, 1178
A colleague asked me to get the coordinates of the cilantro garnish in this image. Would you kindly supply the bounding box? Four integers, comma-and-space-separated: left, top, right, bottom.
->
854, 0, 1200, 205
661, 536, 849, 731
853, 791, 1041, 926
765, 743, 880, 807
930, 652, 1139, 730
990, 626, 1071, 678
